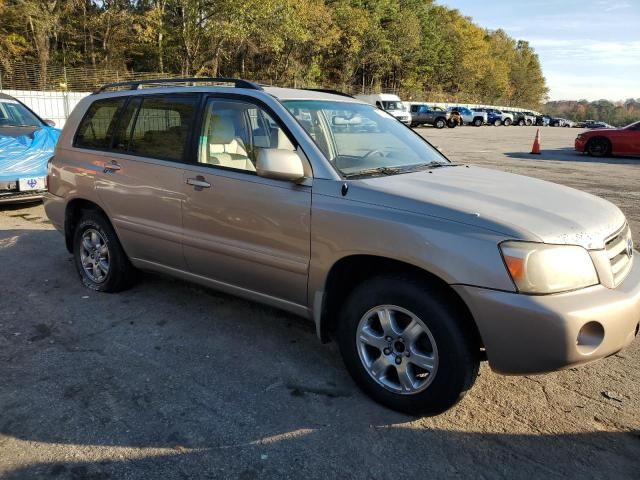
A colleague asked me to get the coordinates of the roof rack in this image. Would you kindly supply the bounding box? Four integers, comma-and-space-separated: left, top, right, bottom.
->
301, 88, 354, 98
93, 77, 263, 94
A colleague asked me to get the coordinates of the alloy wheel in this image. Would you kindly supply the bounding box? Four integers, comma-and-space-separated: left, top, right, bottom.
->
356, 305, 439, 395
79, 228, 110, 283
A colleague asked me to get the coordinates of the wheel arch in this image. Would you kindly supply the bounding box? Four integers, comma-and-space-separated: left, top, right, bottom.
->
317, 254, 482, 348
64, 198, 111, 253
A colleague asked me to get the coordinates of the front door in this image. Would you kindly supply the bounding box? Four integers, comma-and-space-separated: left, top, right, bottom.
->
181, 96, 312, 306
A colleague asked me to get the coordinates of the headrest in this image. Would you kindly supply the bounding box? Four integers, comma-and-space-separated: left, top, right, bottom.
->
208, 114, 236, 144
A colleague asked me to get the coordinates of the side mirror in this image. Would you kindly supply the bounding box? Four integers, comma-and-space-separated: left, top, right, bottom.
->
256, 149, 305, 182
44, 119, 56, 127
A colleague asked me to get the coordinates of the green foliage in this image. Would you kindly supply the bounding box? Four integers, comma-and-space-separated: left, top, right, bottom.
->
543, 99, 640, 127
0, 0, 548, 106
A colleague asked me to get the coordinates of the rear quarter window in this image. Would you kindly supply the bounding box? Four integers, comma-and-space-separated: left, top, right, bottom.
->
75, 98, 125, 150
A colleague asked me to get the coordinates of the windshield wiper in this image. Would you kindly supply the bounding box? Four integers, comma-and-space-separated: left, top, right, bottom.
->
411, 161, 459, 170
344, 162, 460, 178
344, 165, 407, 178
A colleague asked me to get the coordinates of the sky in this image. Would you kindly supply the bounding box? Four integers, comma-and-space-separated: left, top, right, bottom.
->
438, 0, 640, 101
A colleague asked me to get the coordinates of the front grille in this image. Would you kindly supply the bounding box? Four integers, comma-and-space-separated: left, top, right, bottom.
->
605, 224, 634, 286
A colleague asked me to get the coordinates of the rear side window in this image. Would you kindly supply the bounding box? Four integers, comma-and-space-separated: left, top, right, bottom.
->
75, 98, 125, 149
127, 96, 197, 161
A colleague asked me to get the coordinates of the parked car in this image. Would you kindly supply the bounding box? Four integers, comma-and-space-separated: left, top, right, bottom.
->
536, 115, 551, 127
354, 93, 412, 125
446, 106, 487, 126
45, 79, 640, 416
0, 93, 60, 204
474, 108, 510, 126
409, 104, 450, 129
575, 120, 640, 157
550, 117, 570, 127
587, 121, 613, 129
512, 111, 536, 126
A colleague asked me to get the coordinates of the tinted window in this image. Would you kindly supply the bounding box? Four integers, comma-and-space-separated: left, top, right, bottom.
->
127, 95, 197, 161
75, 98, 125, 149
110, 97, 142, 152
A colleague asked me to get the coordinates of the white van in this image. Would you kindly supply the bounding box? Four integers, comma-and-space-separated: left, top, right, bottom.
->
355, 93, 412, 125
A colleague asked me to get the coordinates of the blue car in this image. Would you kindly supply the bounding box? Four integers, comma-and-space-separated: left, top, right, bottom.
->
0, 93, 60, 204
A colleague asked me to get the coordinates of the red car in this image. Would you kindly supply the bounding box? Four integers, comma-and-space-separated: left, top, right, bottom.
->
575, 120, 640, 157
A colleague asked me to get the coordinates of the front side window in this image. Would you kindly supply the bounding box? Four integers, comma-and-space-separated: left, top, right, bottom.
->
0, 99, 43, 128
198, 98, 295, 173
127, 95, 197, 161
75, 98, 125, 149
283, 100, 447, 177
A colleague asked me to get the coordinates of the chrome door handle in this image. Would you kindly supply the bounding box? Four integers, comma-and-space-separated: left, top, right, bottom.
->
103, 161, 121, 173
186, 177, 211, 189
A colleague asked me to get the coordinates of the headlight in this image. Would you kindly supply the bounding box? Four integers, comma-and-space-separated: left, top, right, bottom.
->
577, 134, 584, 140
500, 241, 599, 294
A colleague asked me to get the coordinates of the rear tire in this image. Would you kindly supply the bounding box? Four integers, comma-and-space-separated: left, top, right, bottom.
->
586, 137, 612, 157
447, 119, 457, 128
503, 118, 512, 126
337, 275, 479, 416
494, 119, 502, 126
73, 211, 134, 292
473, 118, 483, 127
518, 119, 525, 126
526, 119, 533, 126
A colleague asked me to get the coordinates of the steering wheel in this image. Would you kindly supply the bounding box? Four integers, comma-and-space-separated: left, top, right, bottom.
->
363, 149, 387, 159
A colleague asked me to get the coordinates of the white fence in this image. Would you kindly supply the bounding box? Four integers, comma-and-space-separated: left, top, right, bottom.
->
2, 89, 542, 128
1, 89, 91, 128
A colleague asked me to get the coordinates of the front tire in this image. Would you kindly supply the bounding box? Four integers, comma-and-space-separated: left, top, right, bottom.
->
73, 211, 134, 292
503, 118, 512, 126
494, 119, 502, 126
337, 276, 479, 416
434, 118, 446, 129
473, 118, 483, 127
447, 119, 458, 128
518, 119, 525, 126
586, 137, 611, 157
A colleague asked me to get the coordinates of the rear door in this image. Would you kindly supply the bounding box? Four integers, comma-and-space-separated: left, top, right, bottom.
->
85, 94, 199, 269
181, 95, 312, 306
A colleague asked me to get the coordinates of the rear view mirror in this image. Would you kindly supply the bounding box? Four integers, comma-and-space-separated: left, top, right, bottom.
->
256, 149, 306, 182
44, 119, 56, 127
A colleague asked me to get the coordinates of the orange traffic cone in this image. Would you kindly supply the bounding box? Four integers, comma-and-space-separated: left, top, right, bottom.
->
530, 129, 541, 154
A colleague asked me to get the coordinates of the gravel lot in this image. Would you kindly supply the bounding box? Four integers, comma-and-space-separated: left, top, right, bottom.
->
1, 125, 639, 479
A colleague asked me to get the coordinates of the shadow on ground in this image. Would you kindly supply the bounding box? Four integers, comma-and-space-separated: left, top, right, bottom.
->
505, 148, 640, 165
2, 229, 640, 479
3, 430, 640, 479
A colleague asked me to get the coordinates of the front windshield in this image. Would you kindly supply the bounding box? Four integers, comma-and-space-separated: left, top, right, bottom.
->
283, 100, 448, 176
0, 99, 43, 127
382, 101, 403, 111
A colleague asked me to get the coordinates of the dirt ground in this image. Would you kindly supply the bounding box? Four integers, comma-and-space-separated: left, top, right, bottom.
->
1, 125, 639, 479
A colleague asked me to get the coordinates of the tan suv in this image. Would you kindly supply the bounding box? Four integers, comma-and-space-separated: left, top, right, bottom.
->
45, 78, 640, 415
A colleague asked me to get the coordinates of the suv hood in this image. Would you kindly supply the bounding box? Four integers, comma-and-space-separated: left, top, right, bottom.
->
353, 166, 624, 249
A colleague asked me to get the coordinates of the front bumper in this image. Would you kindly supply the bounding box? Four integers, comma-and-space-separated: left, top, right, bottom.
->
454, 254, 640, 374
575, 137, 587, 152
